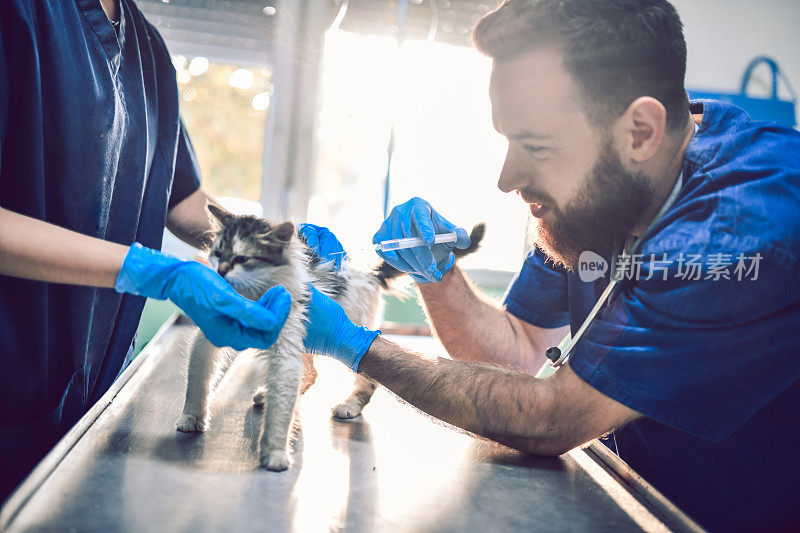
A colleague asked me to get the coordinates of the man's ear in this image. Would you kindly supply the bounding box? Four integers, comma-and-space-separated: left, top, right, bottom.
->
207, 204, 233, 226
618, 97, 666, 163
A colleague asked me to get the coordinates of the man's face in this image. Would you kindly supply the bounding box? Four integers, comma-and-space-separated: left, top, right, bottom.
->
490, 48, 653, 268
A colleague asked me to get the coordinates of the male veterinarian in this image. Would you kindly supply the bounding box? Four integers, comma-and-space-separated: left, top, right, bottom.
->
302, 0, 800, 530
0, 0, 342, 500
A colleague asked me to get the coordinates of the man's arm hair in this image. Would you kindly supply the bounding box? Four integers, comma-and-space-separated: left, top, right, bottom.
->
359, 337, 641, 455
418, 266, 568, 374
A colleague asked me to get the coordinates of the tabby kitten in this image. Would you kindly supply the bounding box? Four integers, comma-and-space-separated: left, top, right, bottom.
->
176, 205, 483, 471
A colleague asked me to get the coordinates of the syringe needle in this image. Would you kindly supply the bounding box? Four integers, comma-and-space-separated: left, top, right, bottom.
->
376, 232, 458, 252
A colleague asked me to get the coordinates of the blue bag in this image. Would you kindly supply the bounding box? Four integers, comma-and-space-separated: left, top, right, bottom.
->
689, 56, 797, 127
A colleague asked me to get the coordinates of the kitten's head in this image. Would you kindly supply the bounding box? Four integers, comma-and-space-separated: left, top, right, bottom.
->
206, 204, 295, 289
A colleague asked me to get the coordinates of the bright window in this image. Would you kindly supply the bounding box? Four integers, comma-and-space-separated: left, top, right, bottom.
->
310, 30, 529, 274
173, 56, 272, 203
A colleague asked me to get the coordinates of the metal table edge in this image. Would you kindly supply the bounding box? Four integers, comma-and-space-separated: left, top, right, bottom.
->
580, 441, 706, 533
0, 313, 183, 531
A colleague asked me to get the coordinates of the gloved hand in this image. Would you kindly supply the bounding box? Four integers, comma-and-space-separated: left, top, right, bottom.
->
303, 285, 380, 372
372, 197, 471, 283
115, 243, 291, 350
298, 223, 346, 270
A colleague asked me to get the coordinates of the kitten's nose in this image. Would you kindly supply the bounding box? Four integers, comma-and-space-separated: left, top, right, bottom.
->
217, 262, 232, 277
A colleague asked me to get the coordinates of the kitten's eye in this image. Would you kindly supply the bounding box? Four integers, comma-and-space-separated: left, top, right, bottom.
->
212, 250, 221, 258
231, 256, 247, 265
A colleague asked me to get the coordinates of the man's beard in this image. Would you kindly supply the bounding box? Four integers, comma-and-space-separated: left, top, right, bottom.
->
531, 138, 654, 270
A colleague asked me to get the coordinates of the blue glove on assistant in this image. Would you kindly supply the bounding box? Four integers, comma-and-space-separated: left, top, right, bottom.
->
298, 223, 346, 270
303, 285, 380, 372
372, 197, 471, 283
115, 243, 291, 350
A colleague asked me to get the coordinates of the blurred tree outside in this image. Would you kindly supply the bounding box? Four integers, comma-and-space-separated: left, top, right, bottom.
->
172, 55, 272, 202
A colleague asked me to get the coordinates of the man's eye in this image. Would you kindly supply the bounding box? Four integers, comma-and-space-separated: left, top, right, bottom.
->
523, 145, 547, 154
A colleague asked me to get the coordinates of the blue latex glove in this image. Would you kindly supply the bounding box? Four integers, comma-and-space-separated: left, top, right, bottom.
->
303, 285, 380, 372
115, 243, 291, 350
298, 223, 346, 270
372, 197, 471, 283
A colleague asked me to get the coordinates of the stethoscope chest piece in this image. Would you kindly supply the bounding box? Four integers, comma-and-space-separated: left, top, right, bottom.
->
545, 346, 566, 368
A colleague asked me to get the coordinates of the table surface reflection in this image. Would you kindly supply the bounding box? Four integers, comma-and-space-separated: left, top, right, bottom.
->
3, 322, 670, 532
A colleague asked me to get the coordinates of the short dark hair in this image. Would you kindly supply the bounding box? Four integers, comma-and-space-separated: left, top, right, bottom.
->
474, 0, 690, 131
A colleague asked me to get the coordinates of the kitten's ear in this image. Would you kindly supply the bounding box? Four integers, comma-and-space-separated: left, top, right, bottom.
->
268, 221, 295, 243
207, 204, 234, 225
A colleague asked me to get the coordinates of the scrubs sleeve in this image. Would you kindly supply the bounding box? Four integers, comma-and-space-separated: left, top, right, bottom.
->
568, 236, 800, 442
168, 117, 202, 208
503, 247, 570, 328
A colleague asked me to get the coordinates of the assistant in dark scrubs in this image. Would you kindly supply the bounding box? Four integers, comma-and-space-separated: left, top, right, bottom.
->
0, 0, 200, 498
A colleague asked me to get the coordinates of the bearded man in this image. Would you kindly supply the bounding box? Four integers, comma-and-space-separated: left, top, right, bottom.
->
301, 1, 800, 530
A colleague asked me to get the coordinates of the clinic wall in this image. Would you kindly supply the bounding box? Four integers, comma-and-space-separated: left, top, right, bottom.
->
673, 0, 800, 123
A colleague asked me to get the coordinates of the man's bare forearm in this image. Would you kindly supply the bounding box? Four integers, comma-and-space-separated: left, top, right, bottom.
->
358, 336, 568, 455
417, 266, 545, 372
0, 207, 128, 287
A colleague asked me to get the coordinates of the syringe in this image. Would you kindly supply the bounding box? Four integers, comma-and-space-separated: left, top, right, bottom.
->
375, 232, 458, 252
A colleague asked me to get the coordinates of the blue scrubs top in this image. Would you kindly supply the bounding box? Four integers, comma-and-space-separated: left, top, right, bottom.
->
0, 0, 200, 497
505, 100, 800, 531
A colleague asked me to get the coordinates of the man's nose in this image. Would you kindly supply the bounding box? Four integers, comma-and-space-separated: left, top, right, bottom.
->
497, 151, 519, 193
217, 262, 232, 277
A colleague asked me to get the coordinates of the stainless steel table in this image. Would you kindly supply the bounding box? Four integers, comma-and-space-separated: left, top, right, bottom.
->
1, 317, 701, 532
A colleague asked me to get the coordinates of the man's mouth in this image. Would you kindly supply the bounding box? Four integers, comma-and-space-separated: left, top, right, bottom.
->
528, 201, 550, 218
518, 190, 552, 218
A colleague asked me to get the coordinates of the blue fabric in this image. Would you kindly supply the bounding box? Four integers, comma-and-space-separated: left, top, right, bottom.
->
503, 100, 800, 530
0, 0, 200, 498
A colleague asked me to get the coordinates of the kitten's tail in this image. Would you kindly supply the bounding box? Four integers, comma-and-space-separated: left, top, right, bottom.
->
373, 223, 486, 288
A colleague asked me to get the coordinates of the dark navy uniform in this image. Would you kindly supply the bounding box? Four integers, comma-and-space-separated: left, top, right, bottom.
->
0, 0, 200, 498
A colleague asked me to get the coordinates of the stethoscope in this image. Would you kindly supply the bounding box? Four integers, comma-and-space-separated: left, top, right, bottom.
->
544, 128, 693, 369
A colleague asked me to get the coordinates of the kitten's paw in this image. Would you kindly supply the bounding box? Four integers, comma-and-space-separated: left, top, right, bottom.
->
260, 449, 292, 471
176, 414, 208, 433
332, 401, 364, 420
252, 388, 266, 406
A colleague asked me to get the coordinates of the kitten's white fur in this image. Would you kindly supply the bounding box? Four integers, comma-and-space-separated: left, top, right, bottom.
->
176, 227, 382, 471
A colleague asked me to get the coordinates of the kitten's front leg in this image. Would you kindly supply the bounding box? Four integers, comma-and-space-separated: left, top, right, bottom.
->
258, 345, 303, 471
252, 353, 316, 406
177, 331, 222, 432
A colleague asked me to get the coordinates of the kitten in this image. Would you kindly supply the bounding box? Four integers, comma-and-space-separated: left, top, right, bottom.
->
176, 205, 484, 471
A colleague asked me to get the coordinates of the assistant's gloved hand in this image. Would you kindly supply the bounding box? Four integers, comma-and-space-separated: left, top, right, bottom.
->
303, 285, 380, 372
298, 223, 346, 270
372, 197, 471, 283
115, 243, 291, 350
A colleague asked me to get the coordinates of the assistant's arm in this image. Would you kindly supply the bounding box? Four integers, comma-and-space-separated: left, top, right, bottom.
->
0, 186, 223, 286
0, 205, 291, 351
166, 188, 220, 250
0, 207, 128, 287
418, 265, 569, 374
